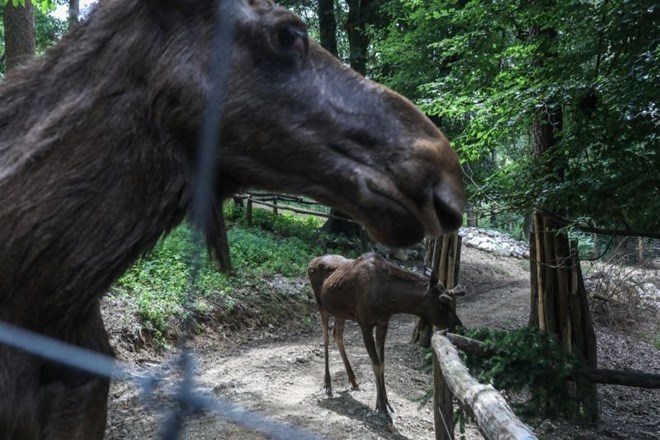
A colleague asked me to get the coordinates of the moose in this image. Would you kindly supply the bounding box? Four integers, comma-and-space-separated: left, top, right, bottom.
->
0, 0, 464, 438
308, 253, 463, 423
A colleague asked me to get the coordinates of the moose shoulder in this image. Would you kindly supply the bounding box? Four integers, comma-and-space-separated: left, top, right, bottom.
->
0, 0, 463, 438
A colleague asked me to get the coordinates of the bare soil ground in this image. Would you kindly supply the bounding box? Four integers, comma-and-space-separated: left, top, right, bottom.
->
103, 246, 659, 440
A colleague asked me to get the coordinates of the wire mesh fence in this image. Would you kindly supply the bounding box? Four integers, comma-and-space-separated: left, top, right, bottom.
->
0, 0, 319, 438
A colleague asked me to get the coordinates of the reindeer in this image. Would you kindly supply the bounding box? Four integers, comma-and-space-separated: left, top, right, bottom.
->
308, 253, 463, 422
0, 0, 463, 438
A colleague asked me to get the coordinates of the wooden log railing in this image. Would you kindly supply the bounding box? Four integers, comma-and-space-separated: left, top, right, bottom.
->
445, 333, 660, 389
431, 332, 538, 440
432, 331, 660, 440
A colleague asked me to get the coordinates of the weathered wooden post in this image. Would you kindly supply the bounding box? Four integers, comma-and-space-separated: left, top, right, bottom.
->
529, 212, 598, 421
433, 349, 454, 440
415, 233, 461, 439
246, 196, 253, 226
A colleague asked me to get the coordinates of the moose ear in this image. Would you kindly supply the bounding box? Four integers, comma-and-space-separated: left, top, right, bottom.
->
145, 0, 212, 28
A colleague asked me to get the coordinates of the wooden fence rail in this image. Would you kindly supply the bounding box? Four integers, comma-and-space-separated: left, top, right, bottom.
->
431, 331, 660, 440
235, 193, 360, 226
431, 332, 538, 440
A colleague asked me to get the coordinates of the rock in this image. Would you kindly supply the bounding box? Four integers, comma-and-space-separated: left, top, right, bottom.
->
459, 227, 529, 260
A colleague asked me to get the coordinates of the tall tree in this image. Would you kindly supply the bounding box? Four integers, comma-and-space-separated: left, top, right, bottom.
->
317, 0, 337, 56
374, 0, 658, 421
527, 19, 598, 422
2, 0, 35, 71
323, 0, 383, 237
68, 0, 78, 30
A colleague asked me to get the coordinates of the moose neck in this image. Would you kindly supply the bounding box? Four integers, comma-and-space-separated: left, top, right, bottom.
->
0, 1, 206, 328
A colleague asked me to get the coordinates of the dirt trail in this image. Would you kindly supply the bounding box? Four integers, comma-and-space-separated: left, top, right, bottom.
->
106, 315, 476, 440
103, 247, 659, 440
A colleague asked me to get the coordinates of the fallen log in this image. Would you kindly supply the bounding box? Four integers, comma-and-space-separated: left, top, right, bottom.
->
445, 332, 660, 389
584, 369, 660, 388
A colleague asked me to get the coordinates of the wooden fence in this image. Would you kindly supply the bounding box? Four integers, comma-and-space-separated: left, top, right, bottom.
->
233, 192, 360, 226
423, 233, 536, 440
431, 332, 538, 440
431, 330, 660, 440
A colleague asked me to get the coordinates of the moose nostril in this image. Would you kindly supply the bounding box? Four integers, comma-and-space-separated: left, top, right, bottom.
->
433, 183, 464, 233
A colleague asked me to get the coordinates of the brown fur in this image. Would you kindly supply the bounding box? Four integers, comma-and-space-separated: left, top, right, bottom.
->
0, 0, 463, 438
308, 253, 462, 422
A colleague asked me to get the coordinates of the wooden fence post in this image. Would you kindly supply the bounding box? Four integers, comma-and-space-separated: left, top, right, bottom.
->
246, 197, 253, 226
433, 349, 454, 440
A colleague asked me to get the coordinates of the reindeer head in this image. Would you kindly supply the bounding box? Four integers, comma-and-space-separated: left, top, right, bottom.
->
148, 0, 464, 248
424, 267, 464, 331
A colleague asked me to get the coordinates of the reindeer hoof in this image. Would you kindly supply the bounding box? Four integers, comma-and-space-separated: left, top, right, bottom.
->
379, 410, 393, 426
375, 406, 393, 425
324, 387, 333, 397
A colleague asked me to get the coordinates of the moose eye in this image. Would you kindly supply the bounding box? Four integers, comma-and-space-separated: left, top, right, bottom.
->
278, 27, 298, 48
273, 24, 307, 55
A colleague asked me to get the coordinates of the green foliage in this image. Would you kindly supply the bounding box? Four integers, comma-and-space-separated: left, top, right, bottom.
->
34, 5, 66, 53
458, 327, 585, 418
113, 205, 359, 340
373, 0, 659, 235
112, 225, 228, 337
1, 0, 56, 14
228, 227, 320, 277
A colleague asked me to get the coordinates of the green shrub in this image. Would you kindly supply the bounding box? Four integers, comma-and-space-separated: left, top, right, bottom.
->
112, 207, 359, 339
457, 327, 585, 418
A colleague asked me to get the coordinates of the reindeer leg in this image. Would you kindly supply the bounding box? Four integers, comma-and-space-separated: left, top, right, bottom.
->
360, 326, 392, 423
334, 318, 359, 390
320, 310, 332, 396
375, 323, 393, 413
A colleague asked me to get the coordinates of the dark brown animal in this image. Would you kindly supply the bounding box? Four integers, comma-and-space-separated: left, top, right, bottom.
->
308, 253, 463, 422
0, 0, 464, 438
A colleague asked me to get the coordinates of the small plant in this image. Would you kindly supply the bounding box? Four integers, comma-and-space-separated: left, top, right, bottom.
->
457, 327, 586, 418
584, 253, 659, 329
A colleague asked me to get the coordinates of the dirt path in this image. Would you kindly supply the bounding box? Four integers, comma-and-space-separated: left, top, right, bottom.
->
106, 315, 478, 440
103, 247, 659, 440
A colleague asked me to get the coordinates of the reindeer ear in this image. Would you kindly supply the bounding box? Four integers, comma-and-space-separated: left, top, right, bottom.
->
450, 285, 466, 297
439, 293, 453, 304
428, 268, 438, 288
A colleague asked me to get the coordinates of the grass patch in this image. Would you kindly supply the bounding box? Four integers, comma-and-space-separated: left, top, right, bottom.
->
111, 204, 359, 341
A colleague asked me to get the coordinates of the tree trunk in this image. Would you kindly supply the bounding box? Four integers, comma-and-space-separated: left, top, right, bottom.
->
323, 0, 375, 237
317, 0, 337, 57
526, 18, 598, 421
320, 210, 363, 238
530, 92, 598, 423
412, 234, 461, 347
466, 203, 477, 227
3, 0, 35, 72
345, 0, 370, 76
69, 0, 80, 30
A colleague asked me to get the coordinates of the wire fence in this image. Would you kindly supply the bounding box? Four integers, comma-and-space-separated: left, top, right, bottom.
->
0, 0, 320, 438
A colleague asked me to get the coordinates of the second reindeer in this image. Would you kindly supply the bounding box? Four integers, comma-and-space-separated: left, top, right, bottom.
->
308, 253, 463, 423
